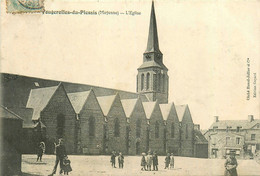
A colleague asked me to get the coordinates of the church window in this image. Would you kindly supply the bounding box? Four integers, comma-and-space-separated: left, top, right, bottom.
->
89, 116, 95, 137
57, 113, 65, 138
136, 119, 141, 138
141, 74, 144, 90
158, 73, 161, 91
185, 124, 188, 139
171, 123, 175, 138
162, 74, 165, 92
146, 73, 150, 90
114, 118, 120, 137
155, 121, 159, 138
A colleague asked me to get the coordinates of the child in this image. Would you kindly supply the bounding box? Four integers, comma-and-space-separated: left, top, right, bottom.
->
164, 153, 170, 169
141, 152, 147, 171
170, 153, 174, 169
62, 156, 72, 175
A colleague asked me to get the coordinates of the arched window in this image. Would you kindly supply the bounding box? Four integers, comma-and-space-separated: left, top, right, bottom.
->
155, 121, 159, 138
158, 73, 161, 91
162, 74, 165, 92
186, 124, 188, 139
171, 123, 175, 138
114, 118, 120, 137
57, 113, 65, 138
141, 74, 144, 91
146, 73, 150, 90
136, 119, 141, 138
89, 116, 95, 137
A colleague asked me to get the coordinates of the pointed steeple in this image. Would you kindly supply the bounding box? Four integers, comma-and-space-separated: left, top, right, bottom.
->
145, 1, 161, 54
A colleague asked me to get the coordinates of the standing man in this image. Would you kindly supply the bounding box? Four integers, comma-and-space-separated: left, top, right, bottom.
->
48, 138, 67, 176
146, 151, 153, 171
224, 151, 238, 176
110, 151, 116, 168
152, 151, 158, 171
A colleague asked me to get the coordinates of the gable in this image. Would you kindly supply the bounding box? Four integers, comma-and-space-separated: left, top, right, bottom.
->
121, 99, 138, 118
97, 95, 116, 116
142, 101, 157, 120
67, 91, 91, 114
181, 105, 193, 124
159, 102, 179, 122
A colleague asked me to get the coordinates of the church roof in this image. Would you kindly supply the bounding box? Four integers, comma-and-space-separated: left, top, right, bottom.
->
175, 104, 187, 122
26, 85, 59, 120
8, 107, 34, 128
138, 61, 168, 70
194, 130, 208, 144
159, 103, 174, 121
67, 91, 91, 114
0, 105, 23, 121
142, 101, 157, 119
121, 99, 138, 118
97, 95, 117, 116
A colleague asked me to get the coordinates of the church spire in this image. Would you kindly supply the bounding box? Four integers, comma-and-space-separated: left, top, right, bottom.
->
145, 1, 161, 54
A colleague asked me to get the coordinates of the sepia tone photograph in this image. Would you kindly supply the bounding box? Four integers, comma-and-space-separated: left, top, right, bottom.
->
0, 0, 259, 175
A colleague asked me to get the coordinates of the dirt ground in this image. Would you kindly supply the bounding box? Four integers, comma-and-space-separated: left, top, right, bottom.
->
22, 155, 260, 176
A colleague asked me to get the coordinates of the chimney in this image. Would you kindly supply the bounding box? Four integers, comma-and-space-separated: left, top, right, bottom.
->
248, 115, 254, 122
214, 116, 219, 122
194, 124, 200, 131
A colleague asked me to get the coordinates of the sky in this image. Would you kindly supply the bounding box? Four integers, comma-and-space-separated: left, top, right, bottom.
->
1, 0, 259, 129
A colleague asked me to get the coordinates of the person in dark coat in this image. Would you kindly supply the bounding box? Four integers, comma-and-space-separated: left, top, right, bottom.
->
224, 152, 238, 176
36, 142, 45, 162
170, 153, 175, 169
146, 151, 153, 171
48, 138, 67, 176
141, 152, 147, 171
118, 152, 124, 168
152, 152, 158, 171
110, 151, 116, 168
164, 153, 170, 169
62, 155, 72, 175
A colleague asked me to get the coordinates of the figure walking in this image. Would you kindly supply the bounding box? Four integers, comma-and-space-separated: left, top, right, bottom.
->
110, 151, 116, 168
224, 152, 238, 176
48, 138, 67, 176
164, 153, 170, 169
36, 141, 45, 162
146, 151, 153, 171
170, 153, 174, 169
118, 152, 124, 168
141, 152, 147, 171
152, 151, 158, 171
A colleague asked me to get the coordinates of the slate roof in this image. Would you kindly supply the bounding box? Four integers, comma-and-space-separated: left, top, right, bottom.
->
121, 99, 138, 118
67, 91, 91, 114
26, 85, 59, 120
175, 105, 187, 122
0, 105, 23, 121
1, 73, 148, 110
159, 103, 173, 121
138, 61, 168, 70
8, 107, 34, 128
194, 129, 208, 144
209, 119, 260, 130
142, 101, 157, 119
97, 95, 117, 116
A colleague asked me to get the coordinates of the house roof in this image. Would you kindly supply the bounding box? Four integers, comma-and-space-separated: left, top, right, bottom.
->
26, 85, 58, 120
194, 129, 208, 144
121, 99, 138, 118
97, 95, 117, 116
175, 105, 187, 122
8, 107, 34, 128
67, 91, 91, 114
142, 101, 157, 119
0, 106, 23, 121
209, 119, 260, 130
159, 103, 173, 121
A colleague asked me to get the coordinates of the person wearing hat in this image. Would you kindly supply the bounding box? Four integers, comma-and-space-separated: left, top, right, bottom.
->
152, 151, 158, 171
224, 151, 238, 176
48, 138, 67, 176
141, 152, 147, 171
118, 152, 124, 168
110, 151, 116, 168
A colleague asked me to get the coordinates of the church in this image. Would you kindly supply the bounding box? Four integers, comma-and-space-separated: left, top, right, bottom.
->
0, 2, 207, 157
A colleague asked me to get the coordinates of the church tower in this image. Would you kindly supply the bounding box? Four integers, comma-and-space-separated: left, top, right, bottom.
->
137, 1, 169, 104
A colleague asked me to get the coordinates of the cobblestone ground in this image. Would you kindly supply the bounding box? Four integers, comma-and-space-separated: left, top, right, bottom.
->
22, 155, 260, 176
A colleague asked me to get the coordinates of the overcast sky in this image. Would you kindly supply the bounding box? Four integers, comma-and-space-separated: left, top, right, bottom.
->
1, 0, 259, 129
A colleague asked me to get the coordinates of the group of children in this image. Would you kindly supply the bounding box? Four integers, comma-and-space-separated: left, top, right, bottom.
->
141, 152, 175, 171
110, 151, 125, 168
